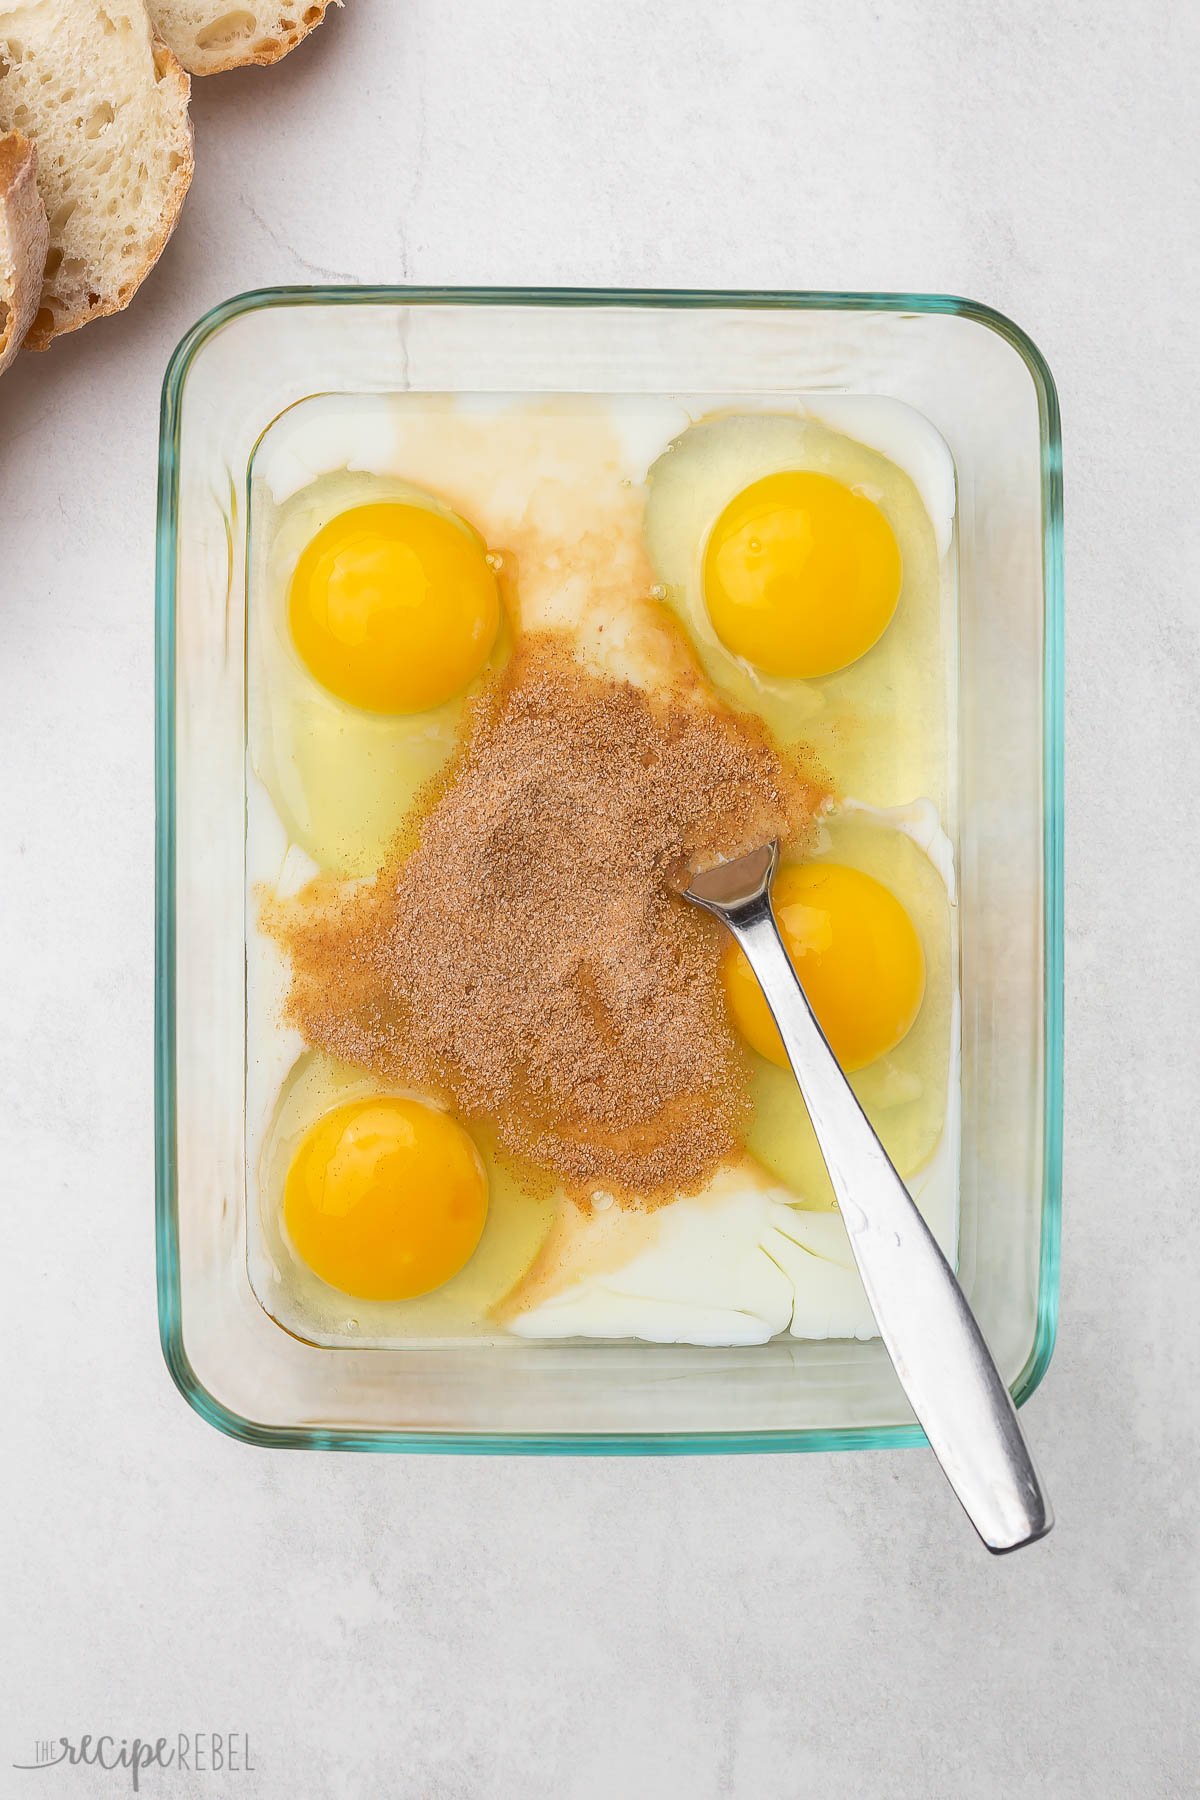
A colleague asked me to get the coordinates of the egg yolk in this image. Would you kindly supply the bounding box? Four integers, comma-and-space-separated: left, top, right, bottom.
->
702, 471, 902, 679
722, 862, 925, 1073
283, 1096, 489, 1301
289, 501, 501, 714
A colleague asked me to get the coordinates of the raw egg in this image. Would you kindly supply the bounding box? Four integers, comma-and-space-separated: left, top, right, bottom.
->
703, 471, 901, 679
247, 396, 958, 1348
722, 861, 925, 1073
289, 501, 501, 714
283, 1095, 489, 1301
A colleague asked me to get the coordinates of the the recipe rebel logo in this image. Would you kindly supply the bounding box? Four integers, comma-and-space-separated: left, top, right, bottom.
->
12, 1733, 255, 1790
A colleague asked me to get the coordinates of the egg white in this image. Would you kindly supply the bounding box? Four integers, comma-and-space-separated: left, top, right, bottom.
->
249, 1047, 558, 1348
247, 467, 506, 879
642, 406, 957, 811
501, 1128, 958, 1347
744, 806, 957, 1212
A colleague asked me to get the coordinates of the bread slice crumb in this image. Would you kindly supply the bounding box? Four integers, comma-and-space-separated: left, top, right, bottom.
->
0, 127, 47, 375
146, 0, 338, 75
0, 2, 194, 348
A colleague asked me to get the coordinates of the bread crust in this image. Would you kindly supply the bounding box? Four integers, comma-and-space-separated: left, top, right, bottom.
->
0, 129, 49, 375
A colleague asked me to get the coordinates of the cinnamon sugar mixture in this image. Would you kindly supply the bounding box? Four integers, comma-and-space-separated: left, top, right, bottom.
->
270, 636, 824, 1204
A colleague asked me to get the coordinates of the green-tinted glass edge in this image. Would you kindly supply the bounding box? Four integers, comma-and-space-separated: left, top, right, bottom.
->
155, 286, 1063, 1455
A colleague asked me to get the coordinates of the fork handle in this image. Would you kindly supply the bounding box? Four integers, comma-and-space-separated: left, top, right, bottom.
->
727, 891, 1052, 1554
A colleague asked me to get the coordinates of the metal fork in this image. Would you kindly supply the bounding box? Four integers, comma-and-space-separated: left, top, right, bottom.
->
685, 842, 1052, 1553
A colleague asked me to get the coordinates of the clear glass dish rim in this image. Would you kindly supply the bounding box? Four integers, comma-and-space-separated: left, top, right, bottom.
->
154, 285, 1064, 1455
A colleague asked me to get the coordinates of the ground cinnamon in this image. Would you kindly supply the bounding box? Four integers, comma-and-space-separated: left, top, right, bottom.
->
270, 634, 825, 1204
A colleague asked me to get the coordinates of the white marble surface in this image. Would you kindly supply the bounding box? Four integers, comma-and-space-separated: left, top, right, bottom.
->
2, 2, 1198, 1795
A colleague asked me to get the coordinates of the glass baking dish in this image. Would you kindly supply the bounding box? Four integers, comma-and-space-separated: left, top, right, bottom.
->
155, 287, 1062, 1453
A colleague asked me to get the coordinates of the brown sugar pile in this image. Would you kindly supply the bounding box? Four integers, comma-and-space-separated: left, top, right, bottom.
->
271, 636, 825, 1204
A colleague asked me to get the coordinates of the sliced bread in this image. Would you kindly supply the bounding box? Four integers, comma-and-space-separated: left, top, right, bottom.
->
0, 1, 193, 348
146, 0, 336, 75
0, 127, 47, 374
